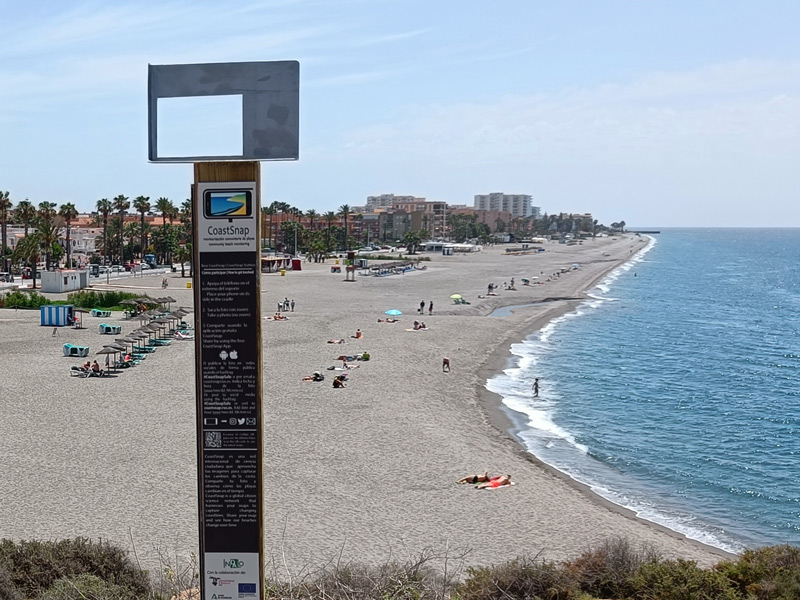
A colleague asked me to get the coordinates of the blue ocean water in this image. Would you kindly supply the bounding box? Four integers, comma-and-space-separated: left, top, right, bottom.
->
486, 229, 800, 553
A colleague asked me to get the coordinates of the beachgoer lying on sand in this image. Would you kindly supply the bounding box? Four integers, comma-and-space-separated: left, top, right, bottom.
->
457, 471, 489, 484
377, 318, 399, 323
476, 474, 512, 489
333, 375, 346, 388
419, 322, 428, 330
350, 329, 363, 339
413, 320, 420, 330
327, 339, 346, 344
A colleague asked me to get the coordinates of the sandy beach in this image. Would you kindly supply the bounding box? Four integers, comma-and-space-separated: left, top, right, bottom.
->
0, 235, 734, 576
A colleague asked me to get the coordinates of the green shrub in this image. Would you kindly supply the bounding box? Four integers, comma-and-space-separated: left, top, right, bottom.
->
629, 558, 740, 600
0, 290, 52, 309
40, 573, 141, 600
66, 290, 152, 310
0, 538, 150, 598
0, 561, 23, 600
266, 558, 441, 600
565, 536, 661, 599
457, 557, 579, 600
716, 545, 800, 600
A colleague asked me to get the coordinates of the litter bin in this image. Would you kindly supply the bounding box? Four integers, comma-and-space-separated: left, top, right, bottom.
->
186, 282, 192, 289
280, 269, 286, 276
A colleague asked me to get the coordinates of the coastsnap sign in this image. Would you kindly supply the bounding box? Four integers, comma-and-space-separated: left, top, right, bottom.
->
194, 180, 262, 598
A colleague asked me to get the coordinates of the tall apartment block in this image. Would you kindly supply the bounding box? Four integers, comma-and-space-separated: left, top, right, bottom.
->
473, 192, 539, 218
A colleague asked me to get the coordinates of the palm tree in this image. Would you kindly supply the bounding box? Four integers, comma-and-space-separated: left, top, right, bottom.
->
156, 197, 174, 230
58, 202, 79, 268
112, 195, 130, 264
133, 196, 151, 259
12, 234, 41, 288
174, 245, 191, 277
96, 198, 112, 265
155, 197, 176, 263
0, 191, 12, 272
124, 222, 140, 261
305, 209, 318, 232
338, 204, 351, 250
36, 202, 59, 270
322, 211, 337, 251
14, 199, 36, 237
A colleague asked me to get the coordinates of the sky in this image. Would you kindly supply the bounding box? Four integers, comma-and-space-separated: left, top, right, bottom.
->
1, 0, 798, 227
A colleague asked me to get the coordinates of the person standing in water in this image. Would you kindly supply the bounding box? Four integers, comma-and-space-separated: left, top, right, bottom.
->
532, 378, 540, 397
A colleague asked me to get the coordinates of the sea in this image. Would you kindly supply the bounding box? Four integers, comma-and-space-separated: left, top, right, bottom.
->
486, 228, 800, 554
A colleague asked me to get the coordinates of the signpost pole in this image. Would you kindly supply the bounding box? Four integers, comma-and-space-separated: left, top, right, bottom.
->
192, 161, 263, 599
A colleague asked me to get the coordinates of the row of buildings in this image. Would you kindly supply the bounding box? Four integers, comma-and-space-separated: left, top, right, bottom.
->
3, 192, 573, 265
302, 192, 543, 244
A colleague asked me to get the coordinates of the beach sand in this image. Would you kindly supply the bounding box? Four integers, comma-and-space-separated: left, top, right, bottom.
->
0, 235, 734, 576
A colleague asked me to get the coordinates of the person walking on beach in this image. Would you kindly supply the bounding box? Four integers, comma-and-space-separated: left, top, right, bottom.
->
442, 357, 450, 372
428, 301, 433, 315
419, 300, 425, 313
532, 378, 539, 397
290, 299, 295, 312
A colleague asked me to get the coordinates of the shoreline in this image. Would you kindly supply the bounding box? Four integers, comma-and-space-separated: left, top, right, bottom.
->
473, 244, 737, 562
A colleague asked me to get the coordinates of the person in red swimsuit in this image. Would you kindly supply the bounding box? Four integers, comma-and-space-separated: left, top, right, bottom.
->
475, 474, 511, 489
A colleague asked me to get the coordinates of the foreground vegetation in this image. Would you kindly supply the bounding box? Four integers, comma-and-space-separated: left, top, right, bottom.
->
2, 537, 799, 599
0, 290, 152, 310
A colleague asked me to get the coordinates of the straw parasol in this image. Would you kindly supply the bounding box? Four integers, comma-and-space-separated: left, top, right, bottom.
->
95, 346, 120, 372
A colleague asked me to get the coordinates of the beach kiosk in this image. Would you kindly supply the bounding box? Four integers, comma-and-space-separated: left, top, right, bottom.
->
40, 304, 75, 327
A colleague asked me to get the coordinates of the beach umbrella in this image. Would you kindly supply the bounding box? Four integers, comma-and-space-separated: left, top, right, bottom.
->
450, 294, 462, 299
95, 346, 120, 372
385, 309, 402, 316
119, 299, 138, 306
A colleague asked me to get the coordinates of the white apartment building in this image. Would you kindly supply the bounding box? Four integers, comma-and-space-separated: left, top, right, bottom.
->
366, 194, 421, 209
473, 192, 540, 218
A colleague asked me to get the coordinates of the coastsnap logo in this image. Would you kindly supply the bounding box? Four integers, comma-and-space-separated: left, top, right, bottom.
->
223, 558, 245, 568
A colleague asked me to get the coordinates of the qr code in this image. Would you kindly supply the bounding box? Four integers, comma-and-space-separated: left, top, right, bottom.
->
204, 431, 222, 448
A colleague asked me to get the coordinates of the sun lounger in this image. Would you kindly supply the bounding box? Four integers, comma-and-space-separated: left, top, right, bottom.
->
132, 344, 157, 353
63, 343, 90, 357
91, 309, 112, 318
69, 365, 103, 377
151, 339, 172, 346
98, 323, 122, 335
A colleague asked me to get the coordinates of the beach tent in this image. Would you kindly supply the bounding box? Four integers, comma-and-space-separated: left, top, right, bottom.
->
41, 304, 75, 327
